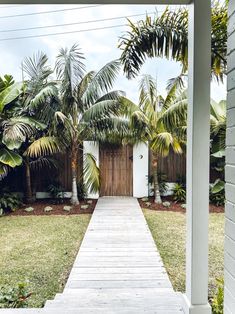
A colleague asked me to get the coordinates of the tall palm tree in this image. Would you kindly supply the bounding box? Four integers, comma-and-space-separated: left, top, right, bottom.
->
18, 52, 61, 203
119, 1, 227, 81
122, 75, 184, 203
54, 44, 123, 205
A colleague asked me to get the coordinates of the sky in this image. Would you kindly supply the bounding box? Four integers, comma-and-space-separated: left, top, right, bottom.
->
0, 4, 226, 104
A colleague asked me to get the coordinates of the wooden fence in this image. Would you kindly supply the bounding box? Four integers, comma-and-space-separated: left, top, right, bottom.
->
3, 145, 220, 194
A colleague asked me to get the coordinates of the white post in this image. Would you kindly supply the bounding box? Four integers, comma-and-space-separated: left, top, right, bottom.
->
133, 143, 149, 197
182, 0, 211, 313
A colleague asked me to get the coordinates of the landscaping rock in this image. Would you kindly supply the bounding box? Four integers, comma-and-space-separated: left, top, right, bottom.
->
145, 202, 151, 207
181, 203, 187, 209
24, 207, 34, 212
81, 204, 89, 210
163, 201, 171, 208
63, 205, 72, 212
44, 206, 53, 212
86, 200, 93, 204
141, 197, 149, 202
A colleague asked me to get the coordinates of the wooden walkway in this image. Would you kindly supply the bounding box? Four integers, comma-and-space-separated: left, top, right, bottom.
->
0, 197, 183, 314
45, 197, 183, 313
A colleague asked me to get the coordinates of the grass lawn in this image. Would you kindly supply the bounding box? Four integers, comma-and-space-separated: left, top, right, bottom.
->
0, 215, 91, 307
143, 209, 224, 297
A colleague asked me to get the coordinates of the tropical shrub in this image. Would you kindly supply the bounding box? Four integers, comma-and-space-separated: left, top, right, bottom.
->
173, 183, 186, 202
47, 182, 65, 203
77, 182, 87, 200
148, 173, 168, 196
0, 282, 32, 308
210, 179, 225, 206
211, 278, 224, 314
0, 191, 22, 215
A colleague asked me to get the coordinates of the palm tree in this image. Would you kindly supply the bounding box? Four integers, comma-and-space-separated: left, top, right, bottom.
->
210, 99, 226, 155
161, 94, 227, 155
54, 44, 123, 205
119, 1, 227, 81
122, 75, 184, 203
18, 52, 61, 203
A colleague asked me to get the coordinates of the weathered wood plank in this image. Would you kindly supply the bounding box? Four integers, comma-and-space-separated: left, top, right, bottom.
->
43, 197, 183, 313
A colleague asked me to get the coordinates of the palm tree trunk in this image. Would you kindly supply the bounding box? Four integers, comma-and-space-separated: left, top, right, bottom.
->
71, 143, 79, 205
25, 157, 33, 203
152, 153, 162, 204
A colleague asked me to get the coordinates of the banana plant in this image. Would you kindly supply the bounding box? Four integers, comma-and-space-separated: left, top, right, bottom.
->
0, 79, 24, 177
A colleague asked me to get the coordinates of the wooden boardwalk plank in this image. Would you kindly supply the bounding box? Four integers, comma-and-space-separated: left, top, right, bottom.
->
44, 197, 184, 313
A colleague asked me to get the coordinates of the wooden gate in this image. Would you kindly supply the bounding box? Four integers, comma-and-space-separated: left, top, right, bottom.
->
99, 144, 133, 196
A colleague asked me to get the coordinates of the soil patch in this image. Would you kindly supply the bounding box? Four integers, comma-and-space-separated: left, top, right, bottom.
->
138, 196, 224, 213
9, 199, 96, 216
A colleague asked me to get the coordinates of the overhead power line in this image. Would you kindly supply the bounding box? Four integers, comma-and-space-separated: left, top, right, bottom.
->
0, 24, 129, 42
0, 4, 102, 19
0, 11, 158, 33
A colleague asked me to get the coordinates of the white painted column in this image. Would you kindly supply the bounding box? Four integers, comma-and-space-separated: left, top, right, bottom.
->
83, 141, 99, 199
182, 0, 211, 313
133, 143, 149, 198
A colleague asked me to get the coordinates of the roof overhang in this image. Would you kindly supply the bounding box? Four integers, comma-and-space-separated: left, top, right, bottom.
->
0, 0, 192, 4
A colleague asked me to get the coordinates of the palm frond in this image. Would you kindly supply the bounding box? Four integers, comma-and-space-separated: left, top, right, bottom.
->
97, 90, 125, 102
82, 60, 120, 105
30, 84, 58, 109
55, 44, 85, 92
119, 2, 227, 80
82, 99, 121, 122
83, 152, 100, 193
161, 91, 187, 130
86, 116, 131, 142
150, 132, 174, 157
22, 52, 52, 82
54, 111, 75, 143
30, 156, 58, 171
25, 136, 62, 158
139, 75, 158, 109
0, 163, 9, 180
76, 71, 95, 111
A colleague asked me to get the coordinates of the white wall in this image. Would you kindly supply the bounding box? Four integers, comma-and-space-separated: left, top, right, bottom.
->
83, 141, 99, 199
225, 2, 235, 313
133, 143, 149, 197
83, 142, 148, 198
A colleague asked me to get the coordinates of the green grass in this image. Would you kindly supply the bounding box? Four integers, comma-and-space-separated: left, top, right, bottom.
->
143, 209, 224, 297
0, 215, 91, 307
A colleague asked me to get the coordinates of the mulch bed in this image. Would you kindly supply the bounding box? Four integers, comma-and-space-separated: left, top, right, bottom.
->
9, 199, 96, 216
138, 196, 224, 213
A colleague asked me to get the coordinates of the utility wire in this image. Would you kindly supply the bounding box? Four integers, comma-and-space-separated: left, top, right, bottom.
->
0, 4, 103, 19
0, 11, 158, 33
0, 24, 129, 42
